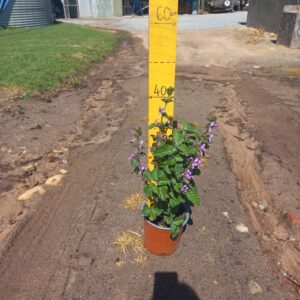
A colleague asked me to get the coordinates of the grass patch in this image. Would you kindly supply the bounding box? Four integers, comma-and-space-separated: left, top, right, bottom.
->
0, 23, 120, 92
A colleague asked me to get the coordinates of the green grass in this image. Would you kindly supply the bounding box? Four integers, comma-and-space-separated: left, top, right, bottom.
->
0, 23, 119, 92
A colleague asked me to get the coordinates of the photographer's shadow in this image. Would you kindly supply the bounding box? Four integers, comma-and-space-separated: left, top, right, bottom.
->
152, 272, 201, 300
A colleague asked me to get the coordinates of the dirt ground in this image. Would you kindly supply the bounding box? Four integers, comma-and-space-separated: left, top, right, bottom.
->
0, 25, 300, 299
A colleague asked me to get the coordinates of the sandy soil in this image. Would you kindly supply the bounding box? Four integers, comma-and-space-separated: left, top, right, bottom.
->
0, 26, 299, 299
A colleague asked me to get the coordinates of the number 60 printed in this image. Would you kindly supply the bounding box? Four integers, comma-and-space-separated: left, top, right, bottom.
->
156, 6, 177, 22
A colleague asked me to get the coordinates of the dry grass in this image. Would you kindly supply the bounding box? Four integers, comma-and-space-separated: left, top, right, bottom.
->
134, 254, 149, 265
114, 230, 148, 265
247, 28, 265, 45
201, 156, 208, 168
254, 28, 265, 38
114, 230, 144, 255
115, 258, 125, 267
123, 193, 144, 209
288, 68, 300, 77
235, 27, 276, 45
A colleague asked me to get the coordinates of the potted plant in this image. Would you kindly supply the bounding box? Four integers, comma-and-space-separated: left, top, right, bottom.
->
129, 87, 216, 255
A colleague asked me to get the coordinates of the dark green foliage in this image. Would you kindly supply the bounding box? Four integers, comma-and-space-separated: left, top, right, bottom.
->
129, 89, 217, 238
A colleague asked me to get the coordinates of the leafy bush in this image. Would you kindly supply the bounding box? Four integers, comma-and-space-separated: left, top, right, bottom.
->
129, 88, 216, 238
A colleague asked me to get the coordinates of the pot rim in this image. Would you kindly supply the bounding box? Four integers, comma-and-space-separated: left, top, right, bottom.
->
142, 202, 190, 231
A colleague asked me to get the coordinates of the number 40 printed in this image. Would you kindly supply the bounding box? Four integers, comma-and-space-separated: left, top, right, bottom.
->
153, 84, 168, 97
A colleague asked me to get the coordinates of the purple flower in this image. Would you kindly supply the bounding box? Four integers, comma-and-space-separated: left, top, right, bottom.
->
199, 143, 206, 156
183, 169, 193, 180
128, 149, 138, 160
208, 121, 217, 132
192, 157, 201, 169
139, 163, 147, 174
181, 184, 189, 193
210, 121, 217, 129
128, 154, 135, 160
208, 134, 214, 143
159, 106, 166, 115
138, 140, 144, 150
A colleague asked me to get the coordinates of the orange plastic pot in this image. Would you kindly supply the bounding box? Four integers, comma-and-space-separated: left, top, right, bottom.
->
143, 211, 189, 256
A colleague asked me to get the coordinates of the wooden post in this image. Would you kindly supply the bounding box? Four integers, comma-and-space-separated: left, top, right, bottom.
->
148, 0, 179, 169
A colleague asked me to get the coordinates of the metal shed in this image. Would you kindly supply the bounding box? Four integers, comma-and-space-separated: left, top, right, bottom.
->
60, 0, 122, 18
0, 0, 53, 27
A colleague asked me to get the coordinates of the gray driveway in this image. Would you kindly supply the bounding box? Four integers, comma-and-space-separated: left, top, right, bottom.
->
62, 11, 248, 32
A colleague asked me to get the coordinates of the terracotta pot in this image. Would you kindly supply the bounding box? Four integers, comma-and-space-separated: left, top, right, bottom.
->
143, 211, 189, 256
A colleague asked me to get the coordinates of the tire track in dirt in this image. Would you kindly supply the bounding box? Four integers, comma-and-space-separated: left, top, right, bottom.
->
0, 37, 146, 264
0, 36, 149, 299
0, 35, 297, 299
177, 68, 300, 293
217, 83, 300, 290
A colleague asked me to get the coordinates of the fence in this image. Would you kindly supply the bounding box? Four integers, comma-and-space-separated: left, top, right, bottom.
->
247, 0, 299, 34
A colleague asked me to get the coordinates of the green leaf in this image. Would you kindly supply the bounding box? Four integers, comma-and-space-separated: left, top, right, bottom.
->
152, 169, 160, 181
142, 206, 151, 218
163, 215, 173, 226
142, 206, 162, 222
173, 130, 184, 146
169, 196, 184, 208
157, 186, 168, 201
143, 169, 170, 186
175, 156, 184, 162
173, 217, 184, 227
148, 123, 159, 129
177, 144, 197, 156
171, 178, 180, 193
161, 158, 177, 166
175, 163, 184, 179
167, 87, 174, 96
162, 165, 171, 175
183, 122, 201, 135
153, 144, 177, 158
130, 159, 139, 172
144, 184, 156, 198
150, 206, 163, 221
143, 169, 158, 182
157, 171, 171, 186
187, 186, 201, 206
170, 224, 180, 238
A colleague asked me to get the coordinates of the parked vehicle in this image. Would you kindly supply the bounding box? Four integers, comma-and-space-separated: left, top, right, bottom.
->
208, 0, 239, 13
240, 0, 249, 10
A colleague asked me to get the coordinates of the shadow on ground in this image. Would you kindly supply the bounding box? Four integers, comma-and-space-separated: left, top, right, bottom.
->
152, 272, 200, 300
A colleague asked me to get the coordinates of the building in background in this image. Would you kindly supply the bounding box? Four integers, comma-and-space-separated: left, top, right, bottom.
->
53, 0, 199, 19
55, 0, 123, 18
0, 0, 53, 27
247, 0, 299, 34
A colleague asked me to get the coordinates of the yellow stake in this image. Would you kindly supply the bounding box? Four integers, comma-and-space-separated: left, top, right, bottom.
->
148, 0, 179, 170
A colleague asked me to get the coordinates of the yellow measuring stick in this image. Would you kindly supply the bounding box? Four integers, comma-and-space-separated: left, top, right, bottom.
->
148, 0, 179, 170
